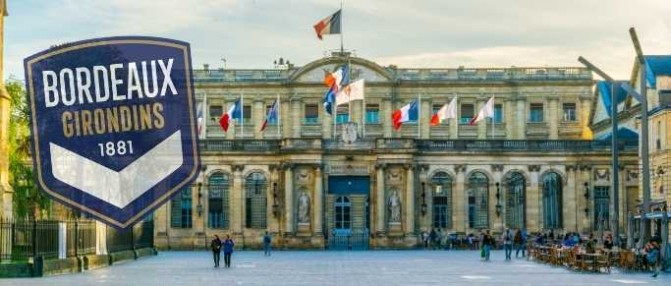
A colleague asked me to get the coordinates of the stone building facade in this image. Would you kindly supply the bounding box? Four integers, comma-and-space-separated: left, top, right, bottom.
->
152, 54, 639, 250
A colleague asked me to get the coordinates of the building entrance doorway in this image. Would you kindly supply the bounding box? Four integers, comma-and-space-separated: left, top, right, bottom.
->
326, 176, 370, 250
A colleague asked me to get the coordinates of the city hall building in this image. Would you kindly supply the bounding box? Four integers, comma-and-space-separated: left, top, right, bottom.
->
152, 53, 640, 250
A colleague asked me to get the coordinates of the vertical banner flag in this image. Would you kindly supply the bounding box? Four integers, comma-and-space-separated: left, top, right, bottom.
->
469, 96, 495, 125
220, 98, 242, 132
430, 97, 457, 126
392, 99, 419, 130
197, 93, 207, 138
24, 37, 200, 229
313, 9, 342, 40
261, 99, 279, 132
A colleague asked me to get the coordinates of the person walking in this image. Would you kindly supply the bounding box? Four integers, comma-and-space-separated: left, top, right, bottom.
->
429, 229, 437, 250
222, 234, 235, 268
513, 229, 524, 258
481, 230, 494, 261
210, 234, 222, 268
502, 228, 513, 261
263, 231, 272, 256
644, 241, 661, 277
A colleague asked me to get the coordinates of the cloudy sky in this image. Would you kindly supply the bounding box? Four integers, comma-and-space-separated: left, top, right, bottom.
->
4, 0, 671, 81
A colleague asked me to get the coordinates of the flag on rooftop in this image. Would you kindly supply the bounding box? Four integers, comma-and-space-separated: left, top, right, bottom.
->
313, 9, 342, 40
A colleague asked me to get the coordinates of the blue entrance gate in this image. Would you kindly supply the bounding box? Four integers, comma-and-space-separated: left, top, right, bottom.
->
327, 176, 370, 250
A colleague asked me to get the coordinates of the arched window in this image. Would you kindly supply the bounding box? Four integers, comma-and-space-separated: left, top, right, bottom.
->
468, 172, 489, 229
171, 187, 192, 228
334, 196, 351, 232
245, 172, 267, 229
542, 172, 563, 229
504, 172, 526, 229
208, 172, 230, 229
431, 171, 452, 229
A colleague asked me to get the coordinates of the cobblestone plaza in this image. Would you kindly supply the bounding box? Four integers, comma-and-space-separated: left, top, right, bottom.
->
0, 251, 667, 286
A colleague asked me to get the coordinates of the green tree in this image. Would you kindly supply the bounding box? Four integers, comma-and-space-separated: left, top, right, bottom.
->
6, 78, 49, 218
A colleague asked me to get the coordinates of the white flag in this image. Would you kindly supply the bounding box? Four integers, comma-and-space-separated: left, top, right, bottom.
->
336, 79, 365, 106
430, 97, 457, 126
469, 96, 495, 125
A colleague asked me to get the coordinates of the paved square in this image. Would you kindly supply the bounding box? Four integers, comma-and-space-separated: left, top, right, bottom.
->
0, 250, 668, 285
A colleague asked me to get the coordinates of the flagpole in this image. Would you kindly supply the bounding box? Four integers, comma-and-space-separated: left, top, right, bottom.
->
276, 93, 281, 138
340, 0, 344, 54
417, 94, 421, 139
241, 92, 244, 139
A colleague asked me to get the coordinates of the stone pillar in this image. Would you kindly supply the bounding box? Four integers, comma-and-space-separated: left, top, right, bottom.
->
454, 165, 466, 232
0, 0, 10, 219
382, 99, 392, 137
618, 167, 627, 234
505, 98, 514, 139
548, 97, 559, 139
516, 98, 526, 139
491, 165, 504, 231
420, 98, 430, 139
281, 97, 291, 138
476, 99, 486, 139
418, 165, 430, 231
284, 164, 294, 234
579, 165, 592, 232
322, 101, 332, 139
405, 165, 415, 235
253, 99, 264, 139
291, 98, 301, 138
313, 165, 323, 236
231, 165, 244, 234
526, 165, 541, 231
268, 165, 280, 234
351, 98, 362, 133
565, 165, 578, 232
580, 96, 593, 139
375, 164, 386, 234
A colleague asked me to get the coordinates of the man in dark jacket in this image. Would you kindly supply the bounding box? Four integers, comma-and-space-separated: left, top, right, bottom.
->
210, 235, 222, 268
223, 235, 235, 268
263, 231, 272, 256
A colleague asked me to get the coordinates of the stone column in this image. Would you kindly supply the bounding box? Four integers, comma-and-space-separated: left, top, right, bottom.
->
418, 165, 430, 232
351, 98, 362, 133
516, 98, 526, 139
405, 165, 415, 235
231, 165, 244, 235
579, 165, 592, 232
476, 99, 486, 139
0, 0, 11, 219
291, 98, 301, 138
268, 165, 280, 234
505, 98, 514, 139
491, 165, 504, 231
284, 164, 294, 234
281, 97, 291, 138
253, 99, 264, 139
548, 97, 559, 139
420, 98, 431, 139
454, 165, 466, 232
579, 96, 593, 139
322, 101, 332, 139
313, 165, 323, 236
382, 99, 392, 137
526, 165, 541, 231
565, 165, 578, 232
618, 166, 627, 234
376, 164, 386, 234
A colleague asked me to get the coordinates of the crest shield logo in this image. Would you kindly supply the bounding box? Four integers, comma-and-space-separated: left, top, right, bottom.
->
24, 37, 200, 228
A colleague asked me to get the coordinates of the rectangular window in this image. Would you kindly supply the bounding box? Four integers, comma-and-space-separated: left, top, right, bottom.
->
562, 103, 576, 122
242, 105, 251, 124
366, 104, 380, 124
336, 105, 349, 124
265, 104, 278, 124
209, 105, 223, 119
171, 188, 192, 228
593, 186, 610, 230
460, 104, 474, 124
494, 104, 503, 123
529, 103, 544, 123
304, 104, 319, 124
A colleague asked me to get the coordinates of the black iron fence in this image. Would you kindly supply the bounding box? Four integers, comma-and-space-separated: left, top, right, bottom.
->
0, 218, 154, 263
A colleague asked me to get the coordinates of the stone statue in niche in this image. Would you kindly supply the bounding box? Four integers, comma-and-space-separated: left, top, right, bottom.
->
388, 189, 401, 223
297, 191, 310, 224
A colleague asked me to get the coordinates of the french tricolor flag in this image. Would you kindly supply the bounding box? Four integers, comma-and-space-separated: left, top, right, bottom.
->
260, 99, 279, 132
219, 98, 242, 132
392, 100, 419, 130
313, 10, 342, 40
